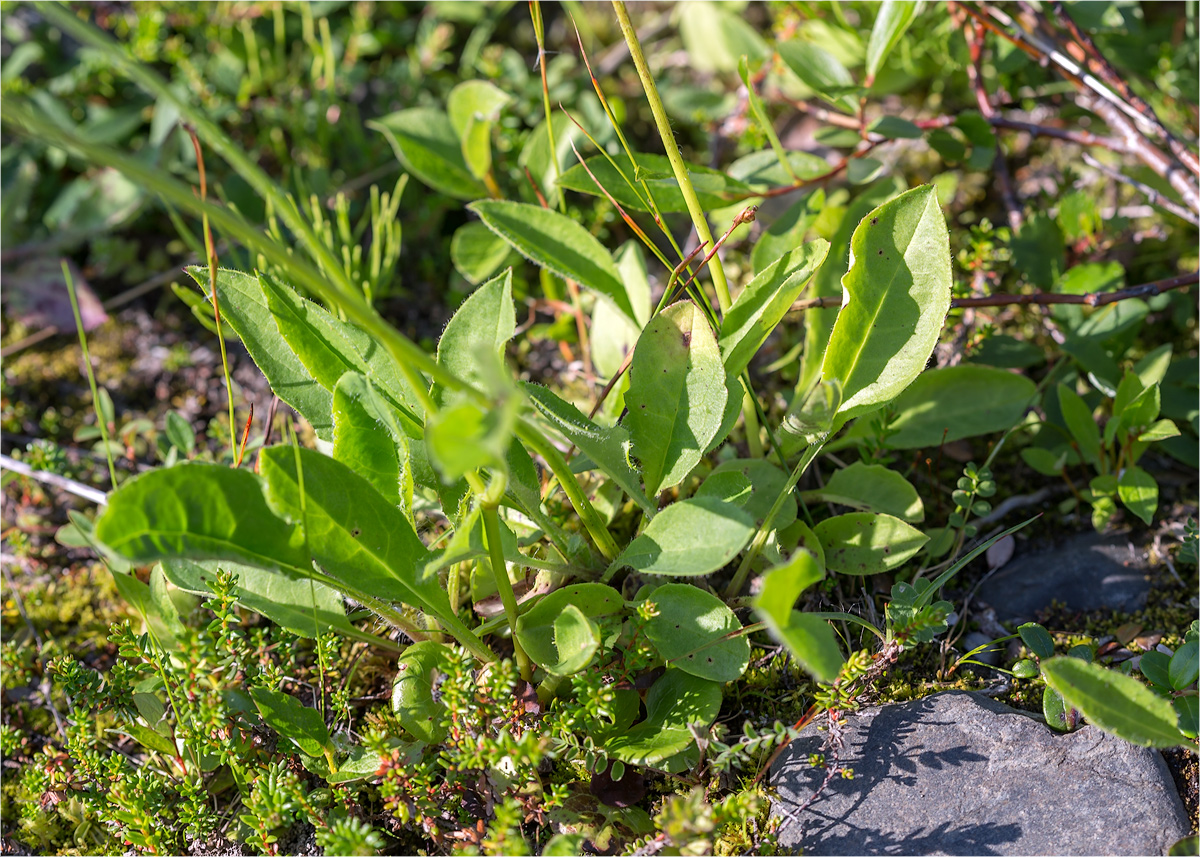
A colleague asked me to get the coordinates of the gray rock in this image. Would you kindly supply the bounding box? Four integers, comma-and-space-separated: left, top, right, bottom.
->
770, 691, 1189, 856
962, 631, 1001, 667
975, 532, 1151, 624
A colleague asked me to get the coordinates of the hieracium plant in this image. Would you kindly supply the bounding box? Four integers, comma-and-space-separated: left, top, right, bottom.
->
5, 1, 1192, 852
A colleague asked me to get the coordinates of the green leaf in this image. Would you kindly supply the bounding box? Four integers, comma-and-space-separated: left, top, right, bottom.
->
391, 641, 452, 743
370, 107, 487, 200
644, 583, 750, 683
161, 557, 396, 647
250, 686, 332, 759
694, 470, 752, 507
616, 497, 755, 577
523, 383, 653, 513
1117, 466, 1157, 525
605, 669, 722, 767
1138, 419, 1180, 443
446, 80, 511, 180
1175, 696, 1198, 740
515, 583, 624, 677
702, 459, 797, 530
259, 447, 448, 619
720, 239, 829, 378
1138, 650, 1172, 689
186, 267, 333, 440
867, 115, 923, 139
426, 397, 518, 483
879, 365, 1037, 449
679, 2, 771, 73
164, 411, 195, 455
796, 177, 905, 398
813, 512, 928, 575
258, 272, 422, 434
1116, 384, 1161, 436
1134, 344, 1173, 389
333, 373, 409, 512
556, 152, 752, 213
751, 190, 825, 277
469, 200, 635, 324
435, 268, 515, 399
821, 185, 950, 421
754, 550, 843, 683
115, 723, 177, 758
625, 301, 727, 496
592, 241, 652, 380
1018, 622, 1056, 660
1057, 384, 1101, 465
777, 40, 857, 113
800, 462, 923, 522
451, 221, 513, 285
1041, 656, 1187, 747
1169, 639, 1199, 690
95, 463, 308, 573
865, 1, 918, 81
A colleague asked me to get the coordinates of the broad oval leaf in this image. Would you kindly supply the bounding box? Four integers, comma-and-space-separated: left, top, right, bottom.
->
187, 267, 333, 440
259, 446, 450, 621
392, 641, 452, 743
557, 152, 752, 213
1117, 466, 1157, 525
703, 458, 797, 531
468, 200, 636, 324
605, 669, 722, 767
625, 301, 727, 496
814, 512, 928, 575
820, 185, 952, 422
1041, 656, 1187, 748
451, 221, 513, 285
719, 238, 830, 379
1058, 383, 1102, 466
95, 462, 308, 573
515, 583, 624, 677
801, 462, 923, 522
644, 583, 750, 683
616, 497, 755, 577
1169, 640, 1199, 691
447, 80, 511, 178
370, 107, 487, 200
1018, 622, 1056, 661
777, 40, 858, 113
876, 365, 1037, 449
250, 686, 332, 759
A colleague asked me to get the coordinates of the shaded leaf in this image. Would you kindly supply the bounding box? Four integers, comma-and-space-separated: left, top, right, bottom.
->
605, 670, 722, 767
814, 512, 928, 575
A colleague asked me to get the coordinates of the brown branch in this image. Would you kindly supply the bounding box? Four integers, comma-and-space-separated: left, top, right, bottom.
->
963, 19, 1023, 231
788, 272, 1197, 314
1048, 0, 1200, 177
1081, 153, 1200, 227
989, 115, 1127, 153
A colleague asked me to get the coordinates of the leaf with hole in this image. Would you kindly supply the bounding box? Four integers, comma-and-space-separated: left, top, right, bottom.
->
625, 301, 727, 496
644, 583, 749, 683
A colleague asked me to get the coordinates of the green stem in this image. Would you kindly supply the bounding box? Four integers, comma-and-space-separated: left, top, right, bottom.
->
612, 0, 731, 313
515, 422, 620, 561
62, 262, 118, 488
483, 503, 532, 681
724, 433, 829, 598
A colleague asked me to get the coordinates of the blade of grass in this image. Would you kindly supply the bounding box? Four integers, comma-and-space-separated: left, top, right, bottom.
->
62, 261, 117, 489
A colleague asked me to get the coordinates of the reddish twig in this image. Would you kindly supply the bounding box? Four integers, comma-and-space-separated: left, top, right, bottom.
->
963, 19, 1023, 231
789, 272, 1197, 314
1048, 0, 1200, 177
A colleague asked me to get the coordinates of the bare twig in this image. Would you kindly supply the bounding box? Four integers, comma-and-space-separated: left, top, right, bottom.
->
963, 19, 1023, 230
790, 271, 1197, 314
0, 453, 108, 505
1081, 152, 1200, 226
1048, 0, 1200, 177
